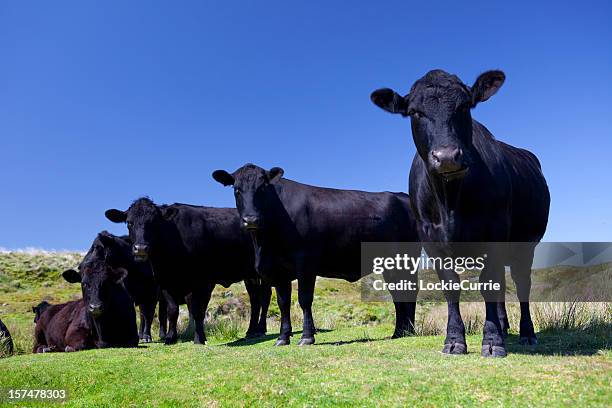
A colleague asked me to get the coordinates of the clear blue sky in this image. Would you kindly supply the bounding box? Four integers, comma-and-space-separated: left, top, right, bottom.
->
1, 1, 611, 250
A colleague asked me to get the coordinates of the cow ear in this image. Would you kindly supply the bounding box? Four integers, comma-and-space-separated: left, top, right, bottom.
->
162, 207, 178, 220
267, 167, 284, 184
97, 232, 115, 247
62, 269, 81, 283
370, 88, 409, 116
105, 209, 127, 223
212, 170, 235, 186
113, 267, 129, 284
471, 70, 505, 106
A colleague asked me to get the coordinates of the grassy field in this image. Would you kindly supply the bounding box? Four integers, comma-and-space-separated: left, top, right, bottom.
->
0, 251, 611, 407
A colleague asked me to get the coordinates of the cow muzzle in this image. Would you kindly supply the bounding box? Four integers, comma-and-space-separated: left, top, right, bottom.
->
430, 147, 467, 179
241, 216, 261, 231
132, 244, 149, 261
88, 303, 104, 317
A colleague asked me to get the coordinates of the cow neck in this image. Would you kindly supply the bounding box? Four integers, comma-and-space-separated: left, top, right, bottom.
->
151, 217, 184, 264
263, 180, 300, 250
416, 154, 467, 243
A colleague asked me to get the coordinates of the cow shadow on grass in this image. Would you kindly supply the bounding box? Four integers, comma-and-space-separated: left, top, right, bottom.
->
224, 329, 335, 347
505, 324, 611, 356
225, 333, 278, 347
315, 337, 388, 346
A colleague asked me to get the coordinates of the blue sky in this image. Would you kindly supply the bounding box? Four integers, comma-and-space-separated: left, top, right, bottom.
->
1, 1, 611, 250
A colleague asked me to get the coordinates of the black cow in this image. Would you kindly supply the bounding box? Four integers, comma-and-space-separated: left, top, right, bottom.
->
34, 265, 139, 352
212, 164, 420, 346
105, 199, 272, 345
62, 231, 167, 342
0, 318, 13, 355
371, 69, 550, 357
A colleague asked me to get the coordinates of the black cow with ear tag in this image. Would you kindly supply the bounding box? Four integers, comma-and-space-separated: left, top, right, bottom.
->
371, 69, 550, 357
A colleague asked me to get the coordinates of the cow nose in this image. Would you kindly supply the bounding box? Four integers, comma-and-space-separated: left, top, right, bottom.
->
133, 244, 149, 255
431, 147, 463, 174
88, 303, 103, 317
242, 216, 260, 230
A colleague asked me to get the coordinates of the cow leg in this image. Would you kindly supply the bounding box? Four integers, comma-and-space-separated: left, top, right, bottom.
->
258, 283, 272, 335
157, 291, 168, 340
384, 268, 418, 338
391, 302, 416, 338
497, 302, 509, 339
496, 272, 509, 338
297, 271, 317, 346
511, 249, 537, 345
480, 261, 507, 357
138, 307, 145, 339
274, 281, 292, 346
164, 292, 179, 345
191, 282, 215, 345
139, 301, 155, 343
436, 268, 467, 354
33, 326, 47, 354
244, 279, 263, 338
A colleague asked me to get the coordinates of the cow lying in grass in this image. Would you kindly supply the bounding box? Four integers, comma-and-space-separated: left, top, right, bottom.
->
33, 259, 139, 352
62, 231, 167, 343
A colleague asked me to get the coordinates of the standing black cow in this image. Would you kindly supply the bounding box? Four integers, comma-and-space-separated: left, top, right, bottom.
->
34, 262, 139, 352
371, 69, 550, 357
0, 318, 13, 355
105, 198, 272, 345
212, 164, 420, 346
62, 231, 167, 342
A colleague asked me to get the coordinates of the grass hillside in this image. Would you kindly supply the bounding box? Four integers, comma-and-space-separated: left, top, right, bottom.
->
0, 251, 611, 407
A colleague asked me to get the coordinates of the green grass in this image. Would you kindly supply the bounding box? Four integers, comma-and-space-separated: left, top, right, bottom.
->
0, 326, 610, 407
1, 251, 611, 407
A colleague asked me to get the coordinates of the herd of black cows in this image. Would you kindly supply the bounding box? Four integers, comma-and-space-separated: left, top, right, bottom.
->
29, 69, 549, 358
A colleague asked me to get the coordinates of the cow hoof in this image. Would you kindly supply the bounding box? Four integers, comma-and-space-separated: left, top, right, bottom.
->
519, 336, 538, 346
441, 342, 467, 355
391, 331, 412, 339
245, 331, 263, 339
481, 344, 507, 358
64, 346, 75, 352
194, 340, 207, 345
164, 337, 178, 346
42, 347, 52, 353
298, 337, 315, 346
140, 336, 152, 343
274, 338, 290, 346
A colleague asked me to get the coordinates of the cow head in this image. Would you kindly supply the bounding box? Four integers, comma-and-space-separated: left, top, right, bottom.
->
32, 301, 51, 323
105, 197, 176, 261
62, 252, 128, 320
371, 69, 505, 180
63, 233, 137, 348
212, 163, 284, 232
